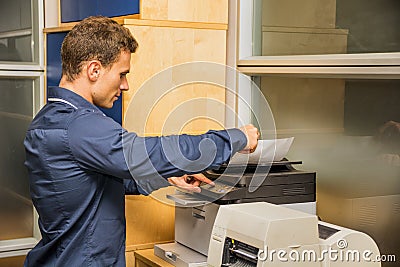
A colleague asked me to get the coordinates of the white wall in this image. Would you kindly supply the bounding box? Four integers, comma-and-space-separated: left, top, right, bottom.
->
44, 0, 59, 28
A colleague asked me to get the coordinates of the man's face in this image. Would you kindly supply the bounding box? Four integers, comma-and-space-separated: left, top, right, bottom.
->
92, 50, 131, 108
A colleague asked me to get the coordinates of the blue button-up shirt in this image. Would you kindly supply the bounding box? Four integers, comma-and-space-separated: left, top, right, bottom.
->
24, 86, 247, 266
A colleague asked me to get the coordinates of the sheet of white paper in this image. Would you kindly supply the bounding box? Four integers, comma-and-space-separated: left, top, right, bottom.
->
230, 137, 295, 164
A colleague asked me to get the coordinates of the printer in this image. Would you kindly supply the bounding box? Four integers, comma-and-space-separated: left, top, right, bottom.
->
207, 202, 381, 267
155, 160, 317, 266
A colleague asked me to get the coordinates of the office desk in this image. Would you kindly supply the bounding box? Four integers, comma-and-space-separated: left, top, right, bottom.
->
134, 249, 174, 267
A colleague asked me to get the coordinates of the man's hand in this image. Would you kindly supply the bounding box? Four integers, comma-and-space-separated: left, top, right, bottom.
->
239, 124, 260, 154
168, 173, 215, 193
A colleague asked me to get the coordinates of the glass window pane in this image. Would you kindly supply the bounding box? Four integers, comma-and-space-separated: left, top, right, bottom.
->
256, 0, 400, 56
252, 76, 400, 261
0, 79, 33, 116
0, 0, 33, 63
0, 77, 34, 240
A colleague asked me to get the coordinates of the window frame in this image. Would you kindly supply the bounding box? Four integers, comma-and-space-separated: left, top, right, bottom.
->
0, 71, 44, 258
0, 0, 44, 66
0, 0, 44, 259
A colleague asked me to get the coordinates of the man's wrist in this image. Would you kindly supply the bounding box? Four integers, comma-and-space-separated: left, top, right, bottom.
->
226, 128, 248, 154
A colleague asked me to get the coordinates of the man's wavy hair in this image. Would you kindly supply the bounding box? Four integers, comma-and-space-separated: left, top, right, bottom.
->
61, 16, 138, 81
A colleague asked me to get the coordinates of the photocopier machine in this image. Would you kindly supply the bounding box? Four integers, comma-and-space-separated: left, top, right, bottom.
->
155, 160, 381, 267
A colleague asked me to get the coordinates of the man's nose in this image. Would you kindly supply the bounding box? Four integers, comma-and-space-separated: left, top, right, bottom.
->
120, 77, 129, 91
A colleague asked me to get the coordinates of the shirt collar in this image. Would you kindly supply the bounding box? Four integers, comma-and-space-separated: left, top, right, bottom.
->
47, 86, 103, 113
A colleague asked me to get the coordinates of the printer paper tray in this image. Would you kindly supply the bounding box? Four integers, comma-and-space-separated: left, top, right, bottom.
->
154, 242, 207, 267
167, 192, 210, 206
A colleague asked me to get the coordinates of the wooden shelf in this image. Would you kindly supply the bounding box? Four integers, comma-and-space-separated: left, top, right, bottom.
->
43, 14, 141, 33
123, 18, 227, 30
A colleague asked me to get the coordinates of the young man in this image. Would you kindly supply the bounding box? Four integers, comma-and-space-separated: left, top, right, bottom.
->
24, 16, 259, 266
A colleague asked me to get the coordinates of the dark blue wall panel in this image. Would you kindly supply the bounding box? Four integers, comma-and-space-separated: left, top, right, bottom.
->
61, 0, 139, 23
61, 0, 97, 23
98, 0, 140, 17
46, 32, 67, 87
46, 32, 122, 124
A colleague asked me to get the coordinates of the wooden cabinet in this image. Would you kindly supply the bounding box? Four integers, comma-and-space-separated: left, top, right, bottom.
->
122, 9, 229, 264
122, 3, 228, 264
134, 249, 174, 267
125, 192, 175, 251
123, 19, 227, 136
140, 0, 228, 24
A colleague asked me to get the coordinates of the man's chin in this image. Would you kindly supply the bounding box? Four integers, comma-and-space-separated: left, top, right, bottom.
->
97, 103, 113, 109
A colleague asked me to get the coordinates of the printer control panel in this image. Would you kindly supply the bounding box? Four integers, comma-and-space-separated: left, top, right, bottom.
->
195, 182, 239, 200
203, 182, 233, 194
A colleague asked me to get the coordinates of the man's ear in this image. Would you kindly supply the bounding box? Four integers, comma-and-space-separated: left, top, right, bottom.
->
87, 60, 102, 82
